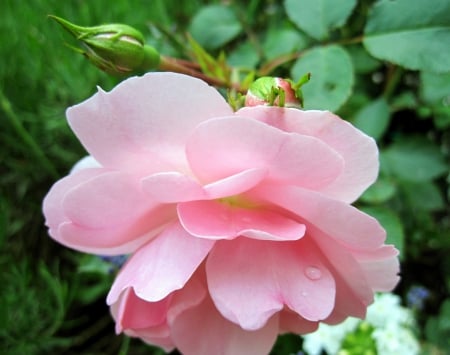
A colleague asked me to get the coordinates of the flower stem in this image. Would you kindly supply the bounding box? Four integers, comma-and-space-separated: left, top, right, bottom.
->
0, 90, 59, 179
383, 65, 403, 99
159, 56, 244, 92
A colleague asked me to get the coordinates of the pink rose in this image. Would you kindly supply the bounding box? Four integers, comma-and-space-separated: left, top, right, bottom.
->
43, 72, 399, 354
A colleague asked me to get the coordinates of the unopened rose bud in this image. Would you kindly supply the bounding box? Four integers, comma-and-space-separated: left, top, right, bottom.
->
245, 74, 311, 108
50, 15, 160, 76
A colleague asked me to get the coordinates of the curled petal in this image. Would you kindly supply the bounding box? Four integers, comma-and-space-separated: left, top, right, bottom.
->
353, 246, 400, 292
186, 117, 343, 189
178, 199, 305, 241
107, 222, 214, 304
206, 237, 336, 330
44, 168, 172, 254
279, 309, 319, 334
67, 73, 233, 173
311, 227, 377, 323
43, 167, 104, 238
141, 172, 207, 203
114, 288, 172, 334
171, 295, 279, 355
60, 170, 174, 254
204, 168, 267, 199
70, 155, 102, 173
237, 106, 379, 202
111, 274, 207, 352
252, 185, 386, 250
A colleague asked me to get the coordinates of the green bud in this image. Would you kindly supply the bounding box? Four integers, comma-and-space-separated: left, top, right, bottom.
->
245, 74, 311, 108
49, 15, 160, 76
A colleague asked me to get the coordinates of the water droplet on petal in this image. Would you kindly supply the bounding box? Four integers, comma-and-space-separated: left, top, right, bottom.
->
301, 291, 308, 297
305, 266, 322, 281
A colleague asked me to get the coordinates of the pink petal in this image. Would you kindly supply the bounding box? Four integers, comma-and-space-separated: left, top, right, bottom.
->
310, 225, 375, 322
206, 237, 336, 330
252, 185, 386, 250
58, 170, 175, 254
279, 309, 318, 334
141, 172, 207, 203
67, 73, 233, 173
114, 288, 172, 333
186, 117, 343, 189
70, 155, 102, 173
178, 199, 305, 241
111, 274, 207, 352
107, 222, 214, 304
171, 295, 279, 355
204, 168, 267, 199
237, 106, 379, 203
353, 246, 400, 291
43, 167, 104, 238
141, 168, 267, 203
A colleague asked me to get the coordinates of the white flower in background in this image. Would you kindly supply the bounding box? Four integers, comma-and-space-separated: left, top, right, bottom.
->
302, 317, 359, 355
366, 293, 414, 328
373, 322, 420, 355
302, 293, 420, 355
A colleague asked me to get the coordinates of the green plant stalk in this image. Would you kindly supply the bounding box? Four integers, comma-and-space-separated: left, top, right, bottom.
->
383, 65, 403, 100
0, 90, 59, 179
118, 335, 130, 355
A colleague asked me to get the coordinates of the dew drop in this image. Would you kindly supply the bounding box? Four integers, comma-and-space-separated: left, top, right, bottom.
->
301, 291, 308, 297
305, 266, 322, 281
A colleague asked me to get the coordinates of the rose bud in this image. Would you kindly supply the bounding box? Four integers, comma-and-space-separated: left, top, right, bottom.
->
49, 15, 160, 75
245, 75, 310, 108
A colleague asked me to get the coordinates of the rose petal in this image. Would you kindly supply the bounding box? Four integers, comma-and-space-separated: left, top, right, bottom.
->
353, 246, 400, 291
204, 168, 267, 199
114, 288, 172, 333
43, 167, 104, 237
70, 155, 102, 173
237, 106, 379, 202
178, 199, 305, 241
107, 222, 214, 304
57, 170, 175, 254
141, 168, 267, 203
67, 73, 233, 173
141, 172, 207, 203
279, 309, 318, 334
186, 117, 343, 189
310, 226, 376, 322
206, 237, 336, 330
111, 273, 207, 352
251, 185, 386, 250
171, 295, 279, 355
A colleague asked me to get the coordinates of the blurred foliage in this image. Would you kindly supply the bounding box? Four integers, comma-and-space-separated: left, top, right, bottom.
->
1, 0, 449, 354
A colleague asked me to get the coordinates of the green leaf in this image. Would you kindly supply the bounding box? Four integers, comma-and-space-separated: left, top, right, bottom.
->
291, 45, 354, 111
361, 206, 404, 259
351, 97, 390, 140
402, 181, 445, 211
263, 27, 309, 60
284, 0, 357, 40
421, 71, 450, 105
227, 42, 260, 69
360, 177, 397, 204
364, 0, 450, 73
189, 5, 242, 50
346, 44, 381, 74
381, 138, 448, 182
